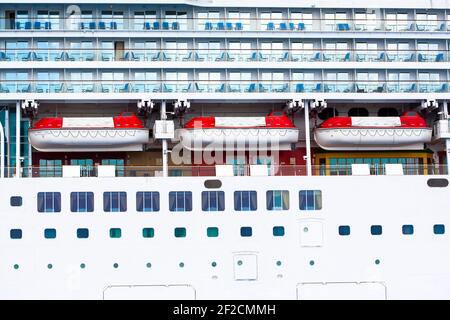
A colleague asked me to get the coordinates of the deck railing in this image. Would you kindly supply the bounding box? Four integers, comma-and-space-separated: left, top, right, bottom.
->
1, 164, 447, 178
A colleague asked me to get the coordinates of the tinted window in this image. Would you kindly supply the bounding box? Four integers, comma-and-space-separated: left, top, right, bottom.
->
10, 196, 22, 207
136, 192, 160, 212
240, 227, 252, 237
207, 227, 219, 237
77, 228, 89, 239
267, 190, 289, 210
273, 226, 285, 236
44, 228, 56, 239
169, 192, 192, 212
10, 229, 22, 239
371, 225, 382, 235
103, 192, 127, 212
234, 191, 257, 211
37, 192, 61, 212
434, 224, 445, 234
109, 228, 122, 238
142, 227, 155, 238
202, 191, 225, 211
70, 192, 94, 212
299, 190, 322, 210
174, 227, 187, 238
339, 225, 350, 236
402, 225, 414, 235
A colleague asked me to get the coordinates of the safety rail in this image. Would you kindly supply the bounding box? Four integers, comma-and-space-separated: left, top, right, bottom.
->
1, 164, 447, 178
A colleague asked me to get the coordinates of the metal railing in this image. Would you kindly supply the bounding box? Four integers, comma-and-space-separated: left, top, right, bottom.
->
1, 164, 447, 178
0, 80, 448, 94
3, 17, 450, 33
0, 48, 449, 63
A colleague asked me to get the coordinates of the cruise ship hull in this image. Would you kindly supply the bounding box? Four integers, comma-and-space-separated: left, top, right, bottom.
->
1, 175, 449, 299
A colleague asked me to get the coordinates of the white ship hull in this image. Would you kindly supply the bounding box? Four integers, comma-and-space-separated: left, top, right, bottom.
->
0, 175, 449, 299
175, 128, 299, 151
29, 128, 150, 152
314, 128, 432, 150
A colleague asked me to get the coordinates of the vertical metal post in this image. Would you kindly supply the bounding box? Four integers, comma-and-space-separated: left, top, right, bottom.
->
443, 101, 448, 119
0, 121, 4, 178
15, 101, 21, 178
304, 100, 312, 176
5, 107, 9, 176
161, 100, 168, 177
446, 139, 450, 176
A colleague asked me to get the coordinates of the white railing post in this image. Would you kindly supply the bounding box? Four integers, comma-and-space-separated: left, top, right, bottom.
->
161, 100, 168, 177
15, 100, 21, 178
304, 99, 312, 176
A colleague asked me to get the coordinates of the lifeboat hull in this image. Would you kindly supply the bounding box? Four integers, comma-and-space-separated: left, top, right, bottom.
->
175, 128, 300, 151
29, 128, 149, 152
314, 127, 432, 150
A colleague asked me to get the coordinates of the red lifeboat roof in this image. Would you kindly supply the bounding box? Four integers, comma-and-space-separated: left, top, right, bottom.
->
184, 111, 295, 129
318, 111, 428, 129
31, 112, 144, 130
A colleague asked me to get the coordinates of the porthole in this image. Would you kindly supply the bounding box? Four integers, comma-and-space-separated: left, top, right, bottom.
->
13, 264, 19, 270
146, 263, 152, 268
47, 264, 53, 269
80, 263, 86, 269
211, 262, 217, 267
179, 262, 185, 268
309, 260, 315, 266
113, 263, 119, 269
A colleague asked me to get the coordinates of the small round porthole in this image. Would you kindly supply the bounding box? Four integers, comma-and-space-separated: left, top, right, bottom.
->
204, 180, 222, 189
427, 178, 448, 188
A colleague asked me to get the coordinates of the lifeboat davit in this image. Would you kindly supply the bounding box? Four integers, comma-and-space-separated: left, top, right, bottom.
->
314, 111, 432, 150
175, 111, 300, 151
29, 112, 149, 152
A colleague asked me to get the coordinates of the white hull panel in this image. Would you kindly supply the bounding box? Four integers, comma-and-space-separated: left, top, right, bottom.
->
175, 128, 299, 150
314, 128, 432, 150
29, 129, 149, 152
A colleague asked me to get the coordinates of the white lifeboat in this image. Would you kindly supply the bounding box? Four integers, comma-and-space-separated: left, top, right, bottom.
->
175, 111, 299, 151
29, 112, 149, 152
313, 111, 432, 150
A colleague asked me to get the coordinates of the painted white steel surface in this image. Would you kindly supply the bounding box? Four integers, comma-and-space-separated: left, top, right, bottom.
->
103, 285, 196, 300
297, 282, 387, 300
313, 128, 432, 150
351, 164, 371, 176
62, 165, 81, 178
0, 175, 449, 299
97, 165, 115, 177
385, 164, 405, 176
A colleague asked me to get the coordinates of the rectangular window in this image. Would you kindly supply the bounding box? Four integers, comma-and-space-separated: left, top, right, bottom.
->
266, 190, 289, 210
207, 227, 219, 237
169, 191, 192, 212
109, 228, 122, 238
202, 191, 225, 211
174, 227, 187, 238
142, 227, 155, 238
10, 196, 22, 206
37, 192, 61, 212
70, 192, 94, 212
299, 190, 322, 210
44, 228, 56, 239
234, 191, 257, 211
77, 228, 89, 239
273, 226, 285, 236
136, 192, 160, 212
10, 229, 22, 239
103, 192, 127, 212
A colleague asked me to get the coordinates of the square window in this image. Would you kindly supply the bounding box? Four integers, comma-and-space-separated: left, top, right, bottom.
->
371, 225, 382, 235
37, 192, 61, 212
402, 225, 414, 235
267, 191, 289, 210
234, 191, 257, 211
142, 227, 155, 238
207, 227, 219, 237
103, 192, 127, 212
299, 190, 322, 210
174, 227, 186, 238
77, 228, 89, 239
169, 192, 192, 212
202, 191, 225, 211
273, 226, 285, 236
433, 224, 445, 235
240, 226, 252, 237
10, 229, 22, 239
44, 228, 56, 239
71, 192, 94, 212
339, 225, 350, 236
10, 196, 22, 207
109, 228, 122, 238
137, 192, 160, 212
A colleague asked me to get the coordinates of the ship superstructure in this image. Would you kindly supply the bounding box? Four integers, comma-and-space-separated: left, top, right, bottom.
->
0, 0, 450, 299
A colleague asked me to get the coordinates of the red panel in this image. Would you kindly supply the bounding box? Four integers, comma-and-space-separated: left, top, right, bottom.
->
318, 117, 352, 128
184, 117, 216, 128
113, 112, 144, 128
31, 118, 63, 129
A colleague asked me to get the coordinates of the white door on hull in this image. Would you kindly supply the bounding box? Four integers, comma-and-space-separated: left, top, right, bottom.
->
299, 220, 324, 247
233, 253, 258, 281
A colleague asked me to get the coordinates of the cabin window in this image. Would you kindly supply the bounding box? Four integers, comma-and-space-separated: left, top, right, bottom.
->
234, 191, 257, 211
207, 227, 219, 237
348, 107, 369, 117
37, 192, 61, 212
267, 190, 289, 210
10, 196, 22, 207
371, 225, 383, 235
378, 108, 399, 117
318, 108, 338, 120
202, 191, 225, 211
109, 228, 122, 238
44, 228, 56, 239
240, 227, 253, 237
77, 228, 89, 239
273, 226, 285, 236
10, 229, 22, 239
136, 192, 160, 212
339, 225, 351, 236
103, 192, 127, 212
299, 190, 322, 210
433, 224, 445, 235
142, 228, 155, 238
402, 225, 414, 235
174, 227, 187, 238
70, 192, 94, 212
169, 191, 192, 212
